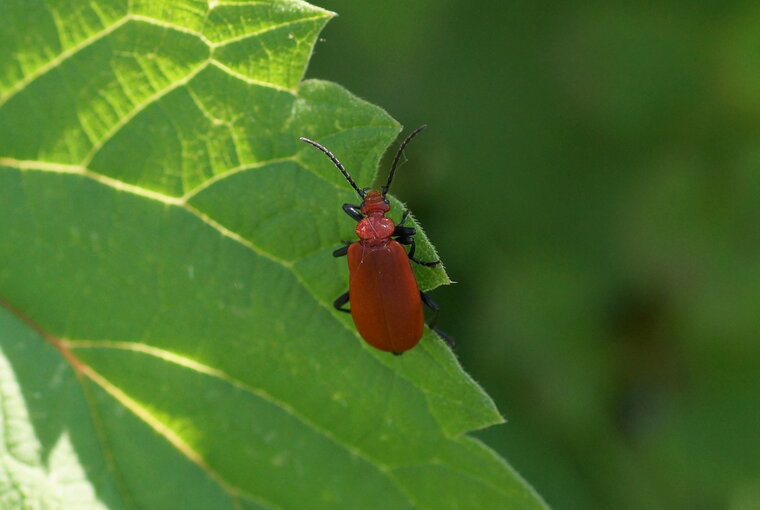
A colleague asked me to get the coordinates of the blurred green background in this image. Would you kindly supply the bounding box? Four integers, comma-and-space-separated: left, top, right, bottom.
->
308, 2, 760, 509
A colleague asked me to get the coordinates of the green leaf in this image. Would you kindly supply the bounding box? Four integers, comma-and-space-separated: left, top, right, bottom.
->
0, 1, 547, 508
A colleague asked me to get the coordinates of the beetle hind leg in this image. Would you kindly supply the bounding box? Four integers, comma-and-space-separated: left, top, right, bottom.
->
420, 291, 455, 349
333, 291, 350, 313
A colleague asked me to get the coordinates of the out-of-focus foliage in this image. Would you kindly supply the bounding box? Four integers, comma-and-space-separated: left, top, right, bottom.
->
310, 1, 760, 508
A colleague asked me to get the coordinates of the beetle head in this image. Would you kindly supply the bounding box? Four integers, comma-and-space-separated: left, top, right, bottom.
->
360, 190, 391, 216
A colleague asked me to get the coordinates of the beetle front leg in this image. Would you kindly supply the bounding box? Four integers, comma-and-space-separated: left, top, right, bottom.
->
333, 291, 350, 313
342, 204, 363, 222
420, 291, 454, 348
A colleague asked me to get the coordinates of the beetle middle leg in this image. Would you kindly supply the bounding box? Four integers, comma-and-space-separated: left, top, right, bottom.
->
420, 291, 454, 348
397, 237, 440, 267
393, 210, 416, 238
392, 210, 438, 267
333, 291, 350, 313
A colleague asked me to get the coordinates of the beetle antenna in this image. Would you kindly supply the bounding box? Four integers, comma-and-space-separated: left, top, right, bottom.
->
382, 124, 427, 195
300, 137, 365, 198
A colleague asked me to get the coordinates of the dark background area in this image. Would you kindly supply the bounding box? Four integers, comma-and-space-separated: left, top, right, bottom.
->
307, 2, 760, 509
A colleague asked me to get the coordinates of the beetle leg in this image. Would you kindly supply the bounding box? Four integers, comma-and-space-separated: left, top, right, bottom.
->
342, 204, 364, 221
405, 239, 440, 267
333, 291, 350, 313
393, 210, 417, 236
333, 241, 351, 257
393, 226, 416, 237
420, 291, 441, 328
420, 292, 455, 348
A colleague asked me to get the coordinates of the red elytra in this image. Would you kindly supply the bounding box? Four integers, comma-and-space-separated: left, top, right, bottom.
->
347, 240, 424, 352
300, 126, 453, 355
348, 192, 425, 352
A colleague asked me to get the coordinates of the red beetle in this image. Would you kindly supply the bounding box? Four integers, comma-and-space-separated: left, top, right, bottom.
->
300, 126, 452, 354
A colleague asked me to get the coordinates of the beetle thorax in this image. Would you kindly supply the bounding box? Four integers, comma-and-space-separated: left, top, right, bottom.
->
356, 215, 395, 244
356, 190, 394, 244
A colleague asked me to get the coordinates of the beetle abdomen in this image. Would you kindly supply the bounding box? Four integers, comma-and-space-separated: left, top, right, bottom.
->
347, 241, 424, 353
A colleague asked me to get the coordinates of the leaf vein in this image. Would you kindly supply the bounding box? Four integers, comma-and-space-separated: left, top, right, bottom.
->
181, 156, 298, 202
81, 61, 210, 167
128, 14, 214, 46
0, 16, 130, 109
210, 14, 331, 48
65, 340, 420, 509
81, 361, 282, 509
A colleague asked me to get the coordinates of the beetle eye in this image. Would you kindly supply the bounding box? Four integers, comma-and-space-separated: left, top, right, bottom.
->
384, 199, 390, 205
